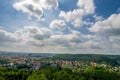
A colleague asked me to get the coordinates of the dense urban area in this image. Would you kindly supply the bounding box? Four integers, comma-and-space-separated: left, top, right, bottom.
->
0, 51, 120, 80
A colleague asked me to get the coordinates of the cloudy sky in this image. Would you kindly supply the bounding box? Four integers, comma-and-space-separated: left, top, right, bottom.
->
0, 0, 120, 54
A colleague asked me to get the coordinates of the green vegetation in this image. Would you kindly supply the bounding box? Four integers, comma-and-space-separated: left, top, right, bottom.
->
0, 53, 120, 80
0, 68, 30, 80
0, 66, 120, 80
0, 58, 8, 64
52, 54, 120, 66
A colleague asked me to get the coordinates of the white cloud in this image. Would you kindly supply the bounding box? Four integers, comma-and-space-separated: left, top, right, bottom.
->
48, 30, 82, 48
0, 26, 51, 52
13, 26, 51, 48
89, 13, 120, 53
1, 0, 120, 54
89, 13, 120, 35
109, 36, 120, 42
0, 29, 17, 43
110, 36, 120, 53
59, 0, 95, 27
41, 0, 58, 9
79, 40, 102, 49
15, 26, 51, 41
59, 9, 85, 27
93, 15, 104, 21
77, 0, 95, 14
13, 0, 43, 20
0, 24, 119, 53
13, 26, 85, 52
109, 35, 120, 49
0, 25, 106, 53
13, 0, 58, 20
50, 19, 66, 30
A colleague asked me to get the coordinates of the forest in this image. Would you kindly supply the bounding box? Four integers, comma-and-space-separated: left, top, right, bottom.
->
0, 53, 120, 80
52, 54, 120, 66
0, 66, 120, 80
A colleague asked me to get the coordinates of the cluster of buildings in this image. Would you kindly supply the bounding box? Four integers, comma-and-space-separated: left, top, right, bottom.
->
0, 55, 41, 70
0, 54, 120, 72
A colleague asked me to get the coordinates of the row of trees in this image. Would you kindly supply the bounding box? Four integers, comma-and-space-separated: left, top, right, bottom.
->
0, 68, 30, 80
0, 66, 120, 80
27, 66, 120, 80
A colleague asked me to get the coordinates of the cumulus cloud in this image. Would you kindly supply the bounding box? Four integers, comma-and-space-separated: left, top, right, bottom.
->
0, 29, 17, 43
47, 32, 111, 53
0, 25, 118, 53
1, 0, 120, 53
109, 35, 120, 53
15, 26, 51, 41
12, 26, 86, 52
13, 26, 51, 48
88, 13, 120, 53
41, 0, 58, 9
89, 13, 120, 35
77, 0, 95, 14
49, 30, 82, 47
93, 15, 104, 21
109, 36, 120, 43
79, 40, 102, 49
0, 25, 99, 53
13, 0, 58, 20
50, 19, 66, 30
59, 0, 95, 27
59, 9, 85, 27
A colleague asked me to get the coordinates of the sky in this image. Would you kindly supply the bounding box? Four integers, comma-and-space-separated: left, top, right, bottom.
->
0, 0, 120, 54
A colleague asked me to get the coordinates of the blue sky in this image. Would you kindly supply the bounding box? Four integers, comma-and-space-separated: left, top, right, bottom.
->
0, 0, 120, 54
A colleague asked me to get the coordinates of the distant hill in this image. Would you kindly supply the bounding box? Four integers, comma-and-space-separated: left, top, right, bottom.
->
52, 54, 120, 66
0, 51, 55, 57
1, 51, 120, 66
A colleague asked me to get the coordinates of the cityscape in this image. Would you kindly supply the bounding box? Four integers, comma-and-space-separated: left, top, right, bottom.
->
0, 51, 120, 80
0, 0, 120, 80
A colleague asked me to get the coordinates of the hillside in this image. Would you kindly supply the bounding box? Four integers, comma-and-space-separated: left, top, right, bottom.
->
52, 54, 120, 66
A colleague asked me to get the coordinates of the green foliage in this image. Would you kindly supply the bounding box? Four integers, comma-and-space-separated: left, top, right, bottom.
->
0, 58, 8, 64
84, 66, 119, 80
27, 66, 120, 80
27, 73, 47, 80
52, 54, 120, 66
79, 76, 87, 80
0, 66, 120, 80
0, 68, 30, 80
